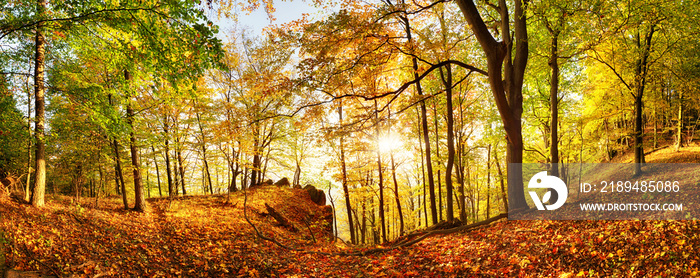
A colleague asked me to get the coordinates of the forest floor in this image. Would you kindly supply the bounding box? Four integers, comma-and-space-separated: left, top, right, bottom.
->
1, 146, 700, 277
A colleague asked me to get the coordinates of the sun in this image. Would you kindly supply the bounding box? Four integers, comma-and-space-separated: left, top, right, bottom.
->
378, 134, 403, 153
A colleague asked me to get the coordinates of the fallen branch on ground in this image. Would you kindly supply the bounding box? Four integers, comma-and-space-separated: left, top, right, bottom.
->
264, 203, 298, 232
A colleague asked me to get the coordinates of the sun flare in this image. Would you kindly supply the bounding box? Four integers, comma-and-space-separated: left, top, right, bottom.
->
378, 135, 403, 153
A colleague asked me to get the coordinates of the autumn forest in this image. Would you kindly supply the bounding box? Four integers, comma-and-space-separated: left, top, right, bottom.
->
1, 0, 700, 276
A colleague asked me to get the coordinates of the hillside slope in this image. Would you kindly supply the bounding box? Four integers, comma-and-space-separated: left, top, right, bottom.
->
0, 186, 335, 277
1, 147, 700, 277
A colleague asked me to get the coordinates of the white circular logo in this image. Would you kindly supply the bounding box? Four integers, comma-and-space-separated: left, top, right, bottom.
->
527, 171, 568, 210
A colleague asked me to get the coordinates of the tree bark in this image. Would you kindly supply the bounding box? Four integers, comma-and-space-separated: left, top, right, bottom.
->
387, 107, 405, 235
176, 146, 186, 195
152, 146, 162, 197
338, 102, 356, 244
31, 0, 47, 207
676, 91, 683, 151
173, 153, 180, 195
495, 147, 508, 212
163, 116, 174, 197
25, 74, 32, 203
399, 8, 437, 224
433, 101, 442, 222
441, 65, 455, 222
125, 70, 145, 212
374, 100, 387, 244
196, 112, 214, 194
633, 25, 655, 175
455, 0, 529, 210
549, 34, 560, 179
390, 153, 404, 235
486, 144, 491, 219
113, 140, 128, 209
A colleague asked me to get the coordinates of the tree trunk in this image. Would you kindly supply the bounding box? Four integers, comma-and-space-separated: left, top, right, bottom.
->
486, 144, 491, 219
390, 152, 404, 235
633, 25, 655, 175
173, 153, 180, 195
441, 65, 455, 222
164, 116, 174, 197
127, 116, 144, 208
432, 101, 442, 222
196, 113, 214, 194
458, 143, 467, 222
152, 146, 162, 197
25, 75, 32, 202
676, 91, 683, 151
653, 103, 658, 149
549, 34, 560, 179
387, 105, 405, 235
176, 148, 186, 195
250, 130, 260, 187
293, 162, 301, 188
125, 70, 145, 212
455, 0, 529, 210
495, 147, 508, 212
31, 0, 47, 207
416, 106, 427, 227
361, 195, 367, 245
374, 100, 387, 244
399, 9, 437, 225
113, 140, 128, 209
338, 102, 356, 244
145, 161, 150, 199
113, 166, 121, 196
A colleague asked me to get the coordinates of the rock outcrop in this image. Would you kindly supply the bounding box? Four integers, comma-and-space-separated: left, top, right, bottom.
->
303, 184, 326, 206
273, 177, 290, 187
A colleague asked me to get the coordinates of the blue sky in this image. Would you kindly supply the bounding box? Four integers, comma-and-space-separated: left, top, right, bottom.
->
213, 0, 326, 41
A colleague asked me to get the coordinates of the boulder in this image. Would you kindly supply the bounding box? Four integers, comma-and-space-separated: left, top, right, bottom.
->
304, 184, 326, 206
273, 177, 290, 187
251, 179, 274, 188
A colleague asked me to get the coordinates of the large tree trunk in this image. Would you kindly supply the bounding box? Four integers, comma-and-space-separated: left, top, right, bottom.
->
338, 102, 356, 244
633, 25, 655, 175
455, 0, 529, 210
31, 0, 47, 207
125, 70, 146, 212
